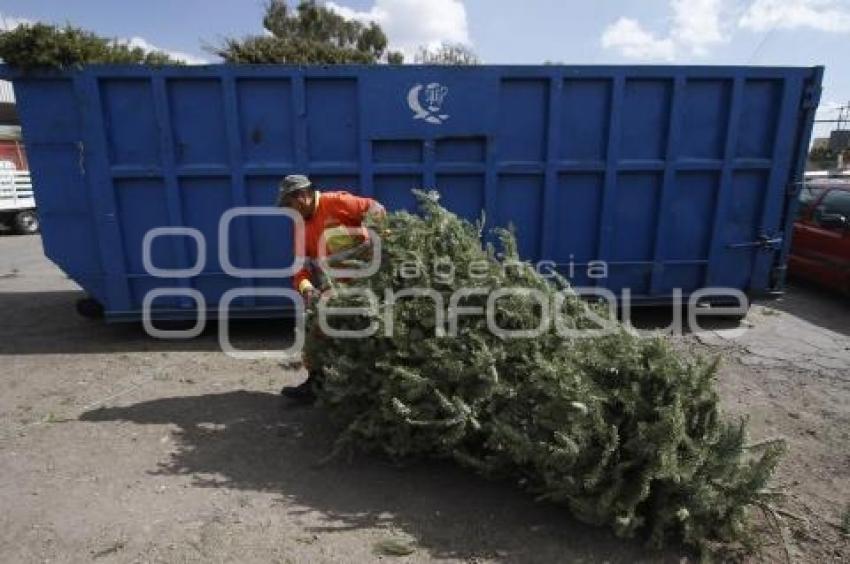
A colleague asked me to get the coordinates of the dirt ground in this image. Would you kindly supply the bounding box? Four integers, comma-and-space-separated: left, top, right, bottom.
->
0, 233, 847, 563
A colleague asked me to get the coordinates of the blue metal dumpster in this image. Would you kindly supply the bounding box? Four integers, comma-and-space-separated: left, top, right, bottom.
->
0, 64, 823, 320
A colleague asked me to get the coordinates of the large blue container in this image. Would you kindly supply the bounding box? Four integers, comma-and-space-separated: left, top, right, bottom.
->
1, 64, 823, 320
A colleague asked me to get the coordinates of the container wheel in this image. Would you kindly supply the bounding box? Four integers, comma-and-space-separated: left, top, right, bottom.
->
713, 302, 751, 323
691, 299, 750, 323
13, 210, 39, 235
76, 297, 105, 320
717, 307, 750, 323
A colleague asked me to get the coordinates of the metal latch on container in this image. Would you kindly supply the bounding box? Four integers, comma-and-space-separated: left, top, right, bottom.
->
801, 84, 823, 111
727, 234, 783, 251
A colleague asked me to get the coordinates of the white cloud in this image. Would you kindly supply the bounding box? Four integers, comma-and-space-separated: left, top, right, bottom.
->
601, 18, 676, 61
601, 0, 729, 61
0, 13, 34, 31
671, 0, 727, 55
815, 99, 846, 120
603, 0, 850, 61
739, 0, 850, 33
326, 0, 471, 59
123, 37, 207, 65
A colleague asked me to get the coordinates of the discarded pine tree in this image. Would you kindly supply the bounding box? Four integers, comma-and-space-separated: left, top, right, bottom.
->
307, 190, 783, 553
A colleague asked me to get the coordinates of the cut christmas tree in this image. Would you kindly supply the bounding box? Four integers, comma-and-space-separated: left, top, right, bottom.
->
306, 190, 783, 554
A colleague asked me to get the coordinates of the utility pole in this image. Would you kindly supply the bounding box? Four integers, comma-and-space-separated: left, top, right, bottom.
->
838, 101, 850, 131
815, 100, 850, 127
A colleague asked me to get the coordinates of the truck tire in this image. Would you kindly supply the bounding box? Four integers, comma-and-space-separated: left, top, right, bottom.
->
13, 210, 39, 235
76, 297, 105, 320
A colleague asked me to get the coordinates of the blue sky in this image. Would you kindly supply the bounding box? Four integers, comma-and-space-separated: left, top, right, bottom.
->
1, 0, 847, 138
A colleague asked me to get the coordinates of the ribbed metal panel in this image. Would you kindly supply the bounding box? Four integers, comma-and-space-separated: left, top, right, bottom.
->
0, 64, 825, 318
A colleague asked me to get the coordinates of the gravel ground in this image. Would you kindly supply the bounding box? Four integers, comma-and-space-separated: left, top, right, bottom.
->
0, 233, 847, 563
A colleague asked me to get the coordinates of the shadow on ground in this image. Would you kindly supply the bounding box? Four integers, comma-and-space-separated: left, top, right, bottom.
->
622, 281, 850, 337
767, 279, 850, 337
0, 290, 296, 355
0, 289, 752, 356
622, 306, 744, 334
80, 391, 681, 563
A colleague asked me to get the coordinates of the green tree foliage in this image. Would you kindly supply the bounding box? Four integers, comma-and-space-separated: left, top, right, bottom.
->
212, 36, 375, 65
0, 23, 179, 70
808, 146, 850, 169
214, 0, 403, 64
414, 42, 480, 65
808, 145, 833, 162
307, 191, 784, 555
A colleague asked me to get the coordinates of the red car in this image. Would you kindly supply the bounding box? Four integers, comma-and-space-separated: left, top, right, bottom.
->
789, 178, 850, 294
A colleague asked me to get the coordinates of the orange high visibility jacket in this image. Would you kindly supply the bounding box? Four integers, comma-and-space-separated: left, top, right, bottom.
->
292, 191, 381, 293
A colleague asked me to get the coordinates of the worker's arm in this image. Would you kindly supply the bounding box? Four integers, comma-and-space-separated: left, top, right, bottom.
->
329, 192, 385, 223
365, 199, 386, 217
293, 266, 313, 295
292, 221, 316, 298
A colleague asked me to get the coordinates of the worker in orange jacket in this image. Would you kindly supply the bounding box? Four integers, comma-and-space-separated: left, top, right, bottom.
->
276, 174, 385, 403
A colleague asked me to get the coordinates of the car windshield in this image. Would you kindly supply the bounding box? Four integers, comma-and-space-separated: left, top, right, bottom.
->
799, 184, 827, 206
797, 183, 827, 219
815, 189, 850, 221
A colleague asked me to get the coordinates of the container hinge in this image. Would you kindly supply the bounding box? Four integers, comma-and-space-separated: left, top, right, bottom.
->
787, 180, 804, 197
727, 234, 783, 251
801, 84, 822, 111
770, 264, 788, 289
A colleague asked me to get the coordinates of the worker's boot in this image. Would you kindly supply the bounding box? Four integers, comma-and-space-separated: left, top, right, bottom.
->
280, 370, 321, 405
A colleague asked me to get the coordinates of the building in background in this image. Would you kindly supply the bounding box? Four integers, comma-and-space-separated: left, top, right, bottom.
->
0, 80, 16, 120
829, 129, 850, 154
809, 101, 850, 172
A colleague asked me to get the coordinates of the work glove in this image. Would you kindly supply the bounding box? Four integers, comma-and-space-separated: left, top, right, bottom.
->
302, 287, 321, 307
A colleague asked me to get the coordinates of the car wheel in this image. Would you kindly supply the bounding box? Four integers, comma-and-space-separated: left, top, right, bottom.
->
13, 210, 39, 235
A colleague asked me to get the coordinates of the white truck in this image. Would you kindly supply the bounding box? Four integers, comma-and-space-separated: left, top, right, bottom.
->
0, 161, 38, 234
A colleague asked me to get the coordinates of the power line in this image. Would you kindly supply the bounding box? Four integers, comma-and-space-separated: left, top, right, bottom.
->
746, 29, 774, 64
815, 102, 850, 129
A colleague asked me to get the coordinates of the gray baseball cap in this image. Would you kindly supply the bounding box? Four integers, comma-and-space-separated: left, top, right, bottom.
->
276, 174, 312, 206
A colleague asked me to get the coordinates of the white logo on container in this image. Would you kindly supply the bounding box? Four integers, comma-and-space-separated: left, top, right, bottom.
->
407, 83, 449, 124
